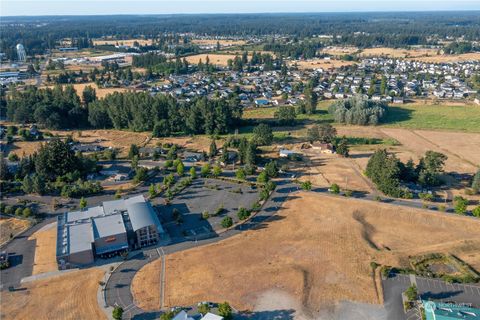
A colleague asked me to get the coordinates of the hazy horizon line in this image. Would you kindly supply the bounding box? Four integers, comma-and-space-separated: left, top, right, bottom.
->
2, 9, 480, 18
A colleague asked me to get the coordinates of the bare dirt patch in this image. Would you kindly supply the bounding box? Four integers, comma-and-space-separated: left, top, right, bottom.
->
0, 217, 32, 245
0, 269, 106, 320
132, 193, 480, 314
28, 222, 58, 275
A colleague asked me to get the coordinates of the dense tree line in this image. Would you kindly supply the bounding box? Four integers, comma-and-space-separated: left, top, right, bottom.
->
263, 40, 323, 59
6, 86, 243, 134
328, 96, 388, 125
2, 13, 479, 59
88, 92, 243, 134
6, 86, 88, 129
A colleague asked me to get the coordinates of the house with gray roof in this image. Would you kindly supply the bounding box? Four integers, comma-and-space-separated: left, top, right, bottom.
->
56, 195, 165, 269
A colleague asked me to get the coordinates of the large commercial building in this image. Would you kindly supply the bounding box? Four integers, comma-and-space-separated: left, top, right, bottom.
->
56, 195, 165, 269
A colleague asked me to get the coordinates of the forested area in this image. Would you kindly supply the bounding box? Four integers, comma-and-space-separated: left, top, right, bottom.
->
5, 85, 243, 135
2, 12, 480, 59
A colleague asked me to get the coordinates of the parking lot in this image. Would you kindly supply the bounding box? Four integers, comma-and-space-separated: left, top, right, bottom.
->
382, 273, 480, 320
158, 178, 260, 241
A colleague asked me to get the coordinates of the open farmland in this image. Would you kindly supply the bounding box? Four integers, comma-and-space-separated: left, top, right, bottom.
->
359, 47, 438, 58
381, 103, 480, 132
0, 269, 106, 320
28, 223, 58, 275
183, 54, 241, 66
132, 192, 480, 315
408, 52, 480, 63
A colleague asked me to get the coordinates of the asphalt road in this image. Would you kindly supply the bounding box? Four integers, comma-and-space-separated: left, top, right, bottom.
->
104, 179, 300, 318
0, 218, 56, 290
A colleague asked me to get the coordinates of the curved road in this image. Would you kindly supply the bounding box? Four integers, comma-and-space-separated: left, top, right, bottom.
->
104, 180, 300, 319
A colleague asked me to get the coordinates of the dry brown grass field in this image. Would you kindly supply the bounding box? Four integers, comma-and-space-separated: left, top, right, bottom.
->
51, 82, 129, 99
408, 52, 480, 63
0, 269, 106, 320
92, 38, 153, 46
298, 152, 374, 193
191, 39, 247, 46
359, 47, 438, 58
28, 223, 58, 275
290, 58, 356, 70
5, 129, 150, 158
321, 46, 359, 56
183, 54, 240, 67
8, 141, 44, 157
67, 129, 150, 156
132, 192, 480, 315
0, 217, 32, 245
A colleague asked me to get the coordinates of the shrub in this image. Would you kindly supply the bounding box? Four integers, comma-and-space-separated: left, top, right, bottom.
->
419, 192, 434, 202
257, 171, 269, 183
221, 216, 233, 228
453, 196, 468, 215
472, 206, 480, 218
22, 207, 32, 218
202, 210, 210, 219
235, 168, 246, 180
330, 183, 340, 194
237, 207, 251, 220
4, 206, 14, 215
15, 207, 23, 216
438, 205, 446, 212
405, 284, 418, 301
301, 180, 312, 191
7, 153, 19, 162
344, 189, 353, 197
112, 306, 123, 320
200, 163, 211, 177
189, 166, 197, 178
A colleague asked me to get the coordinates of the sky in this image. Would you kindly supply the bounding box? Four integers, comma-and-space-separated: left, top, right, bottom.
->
1, 0, 480, 16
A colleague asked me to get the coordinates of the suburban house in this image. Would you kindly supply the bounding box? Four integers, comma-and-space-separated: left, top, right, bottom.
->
279, 149, 299, 158
311, 142, 335, 154
201, 313, 224, 320
56, 195, 166, 269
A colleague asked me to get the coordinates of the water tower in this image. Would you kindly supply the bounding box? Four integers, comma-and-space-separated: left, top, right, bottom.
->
16, 44, 26, 62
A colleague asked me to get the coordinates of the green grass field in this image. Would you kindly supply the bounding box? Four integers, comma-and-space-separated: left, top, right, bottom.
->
243, 101, 480, 132
381, 104, 480, 132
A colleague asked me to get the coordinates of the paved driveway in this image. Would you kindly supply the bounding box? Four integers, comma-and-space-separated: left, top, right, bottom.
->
0, 218, 56, 290
382, 273, 480, 320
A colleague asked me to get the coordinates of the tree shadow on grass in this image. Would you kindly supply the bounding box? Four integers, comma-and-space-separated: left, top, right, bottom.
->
382, 106, 414, 125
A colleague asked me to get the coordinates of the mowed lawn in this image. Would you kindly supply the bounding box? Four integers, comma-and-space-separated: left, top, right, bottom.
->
382, 103, 480, 132
243, 101, 480, 132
